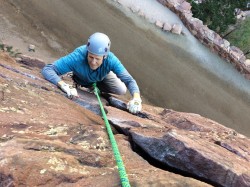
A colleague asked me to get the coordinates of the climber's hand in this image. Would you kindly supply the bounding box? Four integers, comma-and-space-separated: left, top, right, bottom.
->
127, 93, 142, 114
58, 81, 78, 99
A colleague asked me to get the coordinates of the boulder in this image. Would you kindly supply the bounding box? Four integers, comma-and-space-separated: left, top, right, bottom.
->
130, 5, 140, 13
155, 20, 164, 29
163, 22, 172, 31
171, 23, 182, 35
244, 59, 250, 67
230, 46, 245, 61
179, 1, 192, 11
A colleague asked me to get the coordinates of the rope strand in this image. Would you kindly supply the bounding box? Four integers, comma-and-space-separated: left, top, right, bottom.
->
93, 83, 131, 187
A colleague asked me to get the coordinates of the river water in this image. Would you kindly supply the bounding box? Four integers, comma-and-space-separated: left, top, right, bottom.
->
5, 0, 250, 137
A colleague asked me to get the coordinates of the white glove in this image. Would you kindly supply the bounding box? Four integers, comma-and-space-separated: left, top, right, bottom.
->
127, 97, 142, 114
58, 81, 78, 99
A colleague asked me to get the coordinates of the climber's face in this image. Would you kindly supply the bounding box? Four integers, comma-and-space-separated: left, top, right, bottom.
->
87, 53, 104, 70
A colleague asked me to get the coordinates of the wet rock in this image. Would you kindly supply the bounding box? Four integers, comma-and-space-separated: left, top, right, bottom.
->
138, 10, 145, 18
129, 5, 140, 13
155, 20, 164, 29
171, 23, 182, 34
163, 22, 172, 31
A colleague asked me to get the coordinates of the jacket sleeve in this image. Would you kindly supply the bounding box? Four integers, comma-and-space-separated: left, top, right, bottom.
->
53, 46, 85, 75
41, 46, 85, 85
107, 52, 140, 95
41, 64, 61, 85
116, 70, 140, 96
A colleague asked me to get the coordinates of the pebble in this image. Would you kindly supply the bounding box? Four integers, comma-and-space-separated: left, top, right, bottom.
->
28, 44, 35, 52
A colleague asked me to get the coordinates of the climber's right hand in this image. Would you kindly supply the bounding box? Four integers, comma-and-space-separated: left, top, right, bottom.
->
58, 81, 78, 99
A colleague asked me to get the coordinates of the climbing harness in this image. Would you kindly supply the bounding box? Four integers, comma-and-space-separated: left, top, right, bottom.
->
93, 83, 131, 187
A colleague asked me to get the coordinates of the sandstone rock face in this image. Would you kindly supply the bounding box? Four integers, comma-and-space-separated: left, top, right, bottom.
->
107, 105, 250, 187
0, 52, 210, 186
1, 53, 250, 186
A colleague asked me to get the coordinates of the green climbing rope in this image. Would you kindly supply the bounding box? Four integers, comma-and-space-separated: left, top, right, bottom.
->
93, 83, 131, 187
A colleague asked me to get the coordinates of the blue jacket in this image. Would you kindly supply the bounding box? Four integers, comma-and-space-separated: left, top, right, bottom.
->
41, 45, 139, 95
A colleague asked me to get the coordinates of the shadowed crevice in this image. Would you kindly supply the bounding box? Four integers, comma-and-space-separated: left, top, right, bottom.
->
0, 173, 14, 187
129, 138, 222, 187
107, 120, 221, 187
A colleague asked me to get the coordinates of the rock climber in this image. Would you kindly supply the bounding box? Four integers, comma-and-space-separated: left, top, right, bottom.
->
41, 32, 142, 114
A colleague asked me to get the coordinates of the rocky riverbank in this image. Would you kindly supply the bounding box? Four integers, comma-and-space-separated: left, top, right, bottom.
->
117, 0, 250, 79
